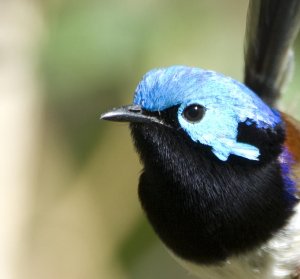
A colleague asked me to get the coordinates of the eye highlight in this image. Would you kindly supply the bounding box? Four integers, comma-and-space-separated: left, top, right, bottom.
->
182, 104, 205, 123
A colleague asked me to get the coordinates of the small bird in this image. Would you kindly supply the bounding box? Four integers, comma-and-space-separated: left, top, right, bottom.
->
101, 1, 300, 279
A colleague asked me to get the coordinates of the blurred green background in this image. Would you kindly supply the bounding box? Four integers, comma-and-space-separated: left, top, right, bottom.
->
1, 1, 299, 279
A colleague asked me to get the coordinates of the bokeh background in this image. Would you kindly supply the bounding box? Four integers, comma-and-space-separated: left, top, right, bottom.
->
1, 1, 299, 279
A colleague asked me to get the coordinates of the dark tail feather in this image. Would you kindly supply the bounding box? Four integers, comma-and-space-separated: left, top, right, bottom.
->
244, 0, 300, 107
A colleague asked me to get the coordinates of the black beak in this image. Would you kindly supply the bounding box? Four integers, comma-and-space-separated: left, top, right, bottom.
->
100, 105, 169, 127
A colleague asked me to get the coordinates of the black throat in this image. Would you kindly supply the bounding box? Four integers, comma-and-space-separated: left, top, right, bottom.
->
130, 111, 297, 264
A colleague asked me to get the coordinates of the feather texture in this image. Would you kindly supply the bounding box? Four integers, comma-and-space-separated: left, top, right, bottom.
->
283, 114, 300, 163
244, 0, 300, 106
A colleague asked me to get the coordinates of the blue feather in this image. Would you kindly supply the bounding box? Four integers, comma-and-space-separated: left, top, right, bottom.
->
279, 148, 298, 203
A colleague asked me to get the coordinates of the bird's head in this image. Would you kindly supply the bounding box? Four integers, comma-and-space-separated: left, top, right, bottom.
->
102, 65, 284, 163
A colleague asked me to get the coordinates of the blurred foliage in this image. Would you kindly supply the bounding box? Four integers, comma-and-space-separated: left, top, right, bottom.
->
280, 35, 300, 118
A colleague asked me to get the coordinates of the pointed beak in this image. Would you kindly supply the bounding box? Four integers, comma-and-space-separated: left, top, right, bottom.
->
100, 105, 168, 126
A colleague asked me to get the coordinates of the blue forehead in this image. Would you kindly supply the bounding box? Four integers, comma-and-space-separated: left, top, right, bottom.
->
133, 66, 280, 128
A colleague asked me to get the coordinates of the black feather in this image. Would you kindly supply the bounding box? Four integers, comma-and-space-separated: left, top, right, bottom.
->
244, 0, 300, 106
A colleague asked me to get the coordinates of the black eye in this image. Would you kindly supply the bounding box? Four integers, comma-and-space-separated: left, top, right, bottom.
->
183, 104, 205, 123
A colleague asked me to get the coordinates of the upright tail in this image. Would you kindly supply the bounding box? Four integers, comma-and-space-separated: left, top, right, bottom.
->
244, 0, 300, 107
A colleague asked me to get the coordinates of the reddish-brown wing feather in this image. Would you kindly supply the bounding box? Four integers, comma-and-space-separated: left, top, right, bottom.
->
282, 113, 300, 163
282, 113, 300, 192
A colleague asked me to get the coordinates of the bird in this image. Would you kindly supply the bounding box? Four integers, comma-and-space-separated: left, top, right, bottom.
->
101, 1, 300, 279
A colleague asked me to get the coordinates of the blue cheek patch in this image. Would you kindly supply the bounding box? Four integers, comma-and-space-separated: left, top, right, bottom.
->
178, 101, 260, 161
133, 66, 282, 161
